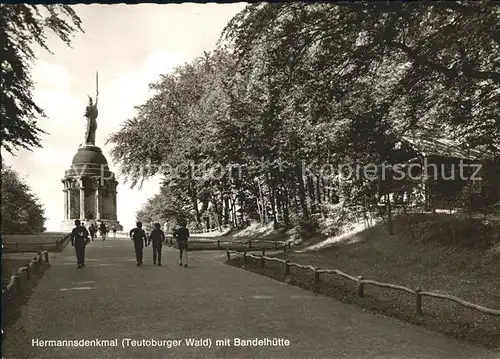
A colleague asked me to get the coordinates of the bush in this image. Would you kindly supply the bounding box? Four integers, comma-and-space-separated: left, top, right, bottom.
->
317, 202, 366, 237
411, 215, 499, 249
288, 212, 321, 241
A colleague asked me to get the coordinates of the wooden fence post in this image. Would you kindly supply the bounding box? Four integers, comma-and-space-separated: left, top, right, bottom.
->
217, 240, 220, 249
226, 249, 230, 263
356, 276, 364, 297
415, 287, 423, 316
14, 274, 22, 292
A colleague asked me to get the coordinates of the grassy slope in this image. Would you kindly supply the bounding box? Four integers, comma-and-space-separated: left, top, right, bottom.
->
229, 215, 500, 348
2, 259, 29, 290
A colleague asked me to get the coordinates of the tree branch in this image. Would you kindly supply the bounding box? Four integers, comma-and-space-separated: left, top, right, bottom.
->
390, 40, 500, 84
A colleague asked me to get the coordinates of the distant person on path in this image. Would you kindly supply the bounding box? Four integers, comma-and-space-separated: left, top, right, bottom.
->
89, 223, 97, 241
149, 223, 165, 266
112, 224, 117, 238
130, 221, 148, 266
100, 222, 107, 241
71, 220, 90, 269
174, 220, 190, 267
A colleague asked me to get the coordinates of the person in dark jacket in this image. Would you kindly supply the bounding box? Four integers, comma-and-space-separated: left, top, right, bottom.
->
89, 223, 97, 241
100, 222, 107, 240
129, 221, 148, 266
149, 222, 165, 266
175, 220, 190, 267
71, 220, 90, 269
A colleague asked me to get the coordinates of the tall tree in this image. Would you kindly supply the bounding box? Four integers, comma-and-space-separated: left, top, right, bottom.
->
110, 2, 499, 236
1, 163, 47, 234
1, 5, 83, 154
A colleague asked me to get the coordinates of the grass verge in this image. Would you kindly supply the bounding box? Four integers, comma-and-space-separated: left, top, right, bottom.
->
227, 217, 500, 349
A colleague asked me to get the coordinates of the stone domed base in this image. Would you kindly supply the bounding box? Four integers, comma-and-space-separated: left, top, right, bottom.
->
62, 143, 118, 226
65, 145, 115, 178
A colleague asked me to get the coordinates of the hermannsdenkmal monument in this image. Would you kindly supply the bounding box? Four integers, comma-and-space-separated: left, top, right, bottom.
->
61, 72, 121, 231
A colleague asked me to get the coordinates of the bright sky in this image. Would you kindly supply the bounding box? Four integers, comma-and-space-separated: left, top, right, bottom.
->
3, 3, 247, 232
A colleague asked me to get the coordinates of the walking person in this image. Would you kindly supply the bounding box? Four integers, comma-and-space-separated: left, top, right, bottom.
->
175, 220, 190, 267
149, 223, 165, 266
112, 224, 117, 239
100, 222, 107, 241
71, 220, 90, 269
129, 221, 148, 266
89, 223, 97, 241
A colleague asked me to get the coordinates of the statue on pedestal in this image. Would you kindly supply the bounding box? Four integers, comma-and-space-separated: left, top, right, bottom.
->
84, 71, 99, 146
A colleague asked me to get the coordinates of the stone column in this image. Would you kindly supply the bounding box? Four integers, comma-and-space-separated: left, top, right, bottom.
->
78, 178, 85, 220
113, 189, 117, 220
63, 181, 68, 220
95, 179, 101, 220
68, 187, 72, 219
112, 182, 118, 221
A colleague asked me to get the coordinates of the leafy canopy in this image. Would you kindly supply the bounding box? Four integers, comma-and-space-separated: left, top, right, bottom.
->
1, 4, 83, 154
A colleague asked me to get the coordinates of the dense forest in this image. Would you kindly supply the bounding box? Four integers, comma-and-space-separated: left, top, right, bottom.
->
107, 2, 500, 235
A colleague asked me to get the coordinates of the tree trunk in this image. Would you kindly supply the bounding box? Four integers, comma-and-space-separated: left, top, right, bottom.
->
307, 176, 317, 214
231, 196, 238, 228
188, 167, 201, 224
267, 173, 278, 228
223, 195, 230, 225
276, 185, 283, 223
316, 177, 325, 217
257, 178, 264, 224
296, 166, 310, 220
212, 194, 223, 231
238, 190, 245, 227
386, 194, 394, 236
283, 185, 290, 226
321, 177, 327, 204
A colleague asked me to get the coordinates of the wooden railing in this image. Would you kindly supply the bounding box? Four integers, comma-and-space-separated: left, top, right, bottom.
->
190, 227, 227, 235
226, 249, 500, 317
2, 251, 51, 304
166, 238, 292, 251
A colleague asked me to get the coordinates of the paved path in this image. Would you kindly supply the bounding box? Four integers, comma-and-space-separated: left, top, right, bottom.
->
3, 238, 499, 359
